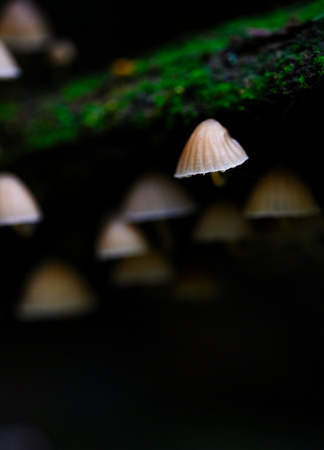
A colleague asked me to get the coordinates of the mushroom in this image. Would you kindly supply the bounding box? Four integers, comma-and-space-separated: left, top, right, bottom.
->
0, 172, 43, 232
174, 118, 248, 186
192, 199, 254, 244
0, 0, 52, 53
0, 37, 21, 78
46, 38, 78, 67
14, 259, 97, 321
120, 170, 196, 252
95, 214, 150, 261
244, 166, 321, 219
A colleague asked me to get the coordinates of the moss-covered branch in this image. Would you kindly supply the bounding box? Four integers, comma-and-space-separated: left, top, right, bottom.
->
1, 0, 324, 164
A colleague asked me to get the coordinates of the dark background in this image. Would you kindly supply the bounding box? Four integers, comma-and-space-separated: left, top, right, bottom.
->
1, 0, 324, 449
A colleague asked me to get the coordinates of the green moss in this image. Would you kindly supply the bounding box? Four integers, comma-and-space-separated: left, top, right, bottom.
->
0, 103, 18, 122
81, 103, 106, 130
62, 73, 108, 102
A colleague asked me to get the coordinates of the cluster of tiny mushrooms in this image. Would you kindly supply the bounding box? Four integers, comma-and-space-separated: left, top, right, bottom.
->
0, 0, 322, 321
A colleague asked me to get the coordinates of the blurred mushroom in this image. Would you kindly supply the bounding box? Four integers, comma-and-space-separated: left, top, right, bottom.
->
120, 170, 196, 252
174, 118, 248, 186
14, 259, 97, 321
95, 214, 150, 261
0, 172, 43, 233
0, 37, 21, 78
244, 166, 321, 218
0, 0, 52, 53
192, 199, 254, 243
46, 38, 78, 67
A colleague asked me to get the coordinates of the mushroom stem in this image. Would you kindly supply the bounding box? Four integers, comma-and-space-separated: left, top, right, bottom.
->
210, 171, 226, 187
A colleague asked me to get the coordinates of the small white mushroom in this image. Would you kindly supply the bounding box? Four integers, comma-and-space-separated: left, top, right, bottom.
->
0, 37, 21, 78
0, 0, 52, 52
0, 172, 42, 227
15, 259, 97, 321
174, 118, 248, 183
244, 166, 321, 218
95, 215, 150, 260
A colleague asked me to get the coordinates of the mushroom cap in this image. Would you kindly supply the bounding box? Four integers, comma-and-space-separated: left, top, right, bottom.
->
0, 0, 52, 52
15, 259, 97, 321
0, 172, 43, 226
0, 37, 21, 78
174, 118, 248, 178
120, 171, 196, 222
110, 250, 174, 286
95, 216, 150, 260
46, 38, 78, 67
244, 166, 321, 218
192, 200, 254, 243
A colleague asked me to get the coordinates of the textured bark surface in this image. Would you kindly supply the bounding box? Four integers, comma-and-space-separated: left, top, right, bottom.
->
1, 0, 324, 165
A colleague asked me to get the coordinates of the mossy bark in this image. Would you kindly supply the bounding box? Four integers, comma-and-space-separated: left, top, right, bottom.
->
1, 0, 324, 165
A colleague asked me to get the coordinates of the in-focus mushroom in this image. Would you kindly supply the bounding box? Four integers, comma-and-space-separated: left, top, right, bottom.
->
244, 166, 321, 218
0, 37, 21, 78
0, 172, 43, 231
174, 118, 248, 186
0, 0, 52, 53
95, 214, 150, 260
14, 259, 97, 321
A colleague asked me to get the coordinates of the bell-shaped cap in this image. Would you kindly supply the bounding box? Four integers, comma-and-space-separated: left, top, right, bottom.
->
95, 215, 150, 260
0, 172, 43, 226
174, 118, 248, 178
15, 259, 97, 321
0, 38, 20, 78
0, 0, 52, 52
120, 171, 196, 222
244, 166, 321, 218
192, 200, 254, 243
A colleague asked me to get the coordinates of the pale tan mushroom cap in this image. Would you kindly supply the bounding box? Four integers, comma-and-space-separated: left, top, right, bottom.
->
244, 166, 321, 218
95, 217, 150, 260
0, 0, 52, 52
192, 200, 254, 242
15, 260, 97, 321
121, 171, 196, 222
0, 172, 43, 226
174, 118, 248, 178
0, 38, 21, 78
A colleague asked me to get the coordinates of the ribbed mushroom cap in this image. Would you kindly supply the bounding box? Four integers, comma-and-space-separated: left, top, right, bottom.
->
0, 0, 52, 52
120, 171, 196, 222
244, 166, 321, 218
110, 250, 174, 286
0, 38, 20, 78
15, 259, 97, 321
174, 118, 248, 178
192, 200, 254, 243
0, 172, 42, 226
95, 216, 150, 260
